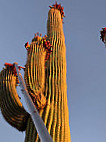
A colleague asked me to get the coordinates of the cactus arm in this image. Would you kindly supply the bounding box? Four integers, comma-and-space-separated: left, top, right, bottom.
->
0, 67, 29, 131
24, 39, 51, 141
24, 41, 47, 110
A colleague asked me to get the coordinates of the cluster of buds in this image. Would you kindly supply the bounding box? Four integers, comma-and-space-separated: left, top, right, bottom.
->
100, 27, 106, 43
32, 32, 42, 42
4, 63, 25, 83
49, 2, 65, 20
24, 42, 30, 50
42, 36, 53, 61
30, 33, 53, 61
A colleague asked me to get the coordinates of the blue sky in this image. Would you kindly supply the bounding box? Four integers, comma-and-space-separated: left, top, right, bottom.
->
0, 0, 106, 142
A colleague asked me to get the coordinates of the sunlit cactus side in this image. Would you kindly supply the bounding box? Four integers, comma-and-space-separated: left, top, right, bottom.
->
24, 40, 47, 110
100, 27, 106, 47
46, 8, 71, 142
0, 3, 71, 142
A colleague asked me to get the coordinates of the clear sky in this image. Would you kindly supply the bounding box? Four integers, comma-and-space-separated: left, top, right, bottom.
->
0, 0, 106, 142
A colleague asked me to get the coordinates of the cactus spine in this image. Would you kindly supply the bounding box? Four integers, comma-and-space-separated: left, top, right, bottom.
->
0, 6, 71, 142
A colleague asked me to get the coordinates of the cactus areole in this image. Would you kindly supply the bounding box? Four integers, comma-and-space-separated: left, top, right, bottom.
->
0, 3, 71, 142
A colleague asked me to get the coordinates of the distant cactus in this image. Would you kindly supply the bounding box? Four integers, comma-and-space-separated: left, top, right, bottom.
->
0, 3, 71, 142
100, 27, 106, 47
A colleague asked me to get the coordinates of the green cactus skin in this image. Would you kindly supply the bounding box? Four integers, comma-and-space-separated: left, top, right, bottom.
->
0, 7, 71, 142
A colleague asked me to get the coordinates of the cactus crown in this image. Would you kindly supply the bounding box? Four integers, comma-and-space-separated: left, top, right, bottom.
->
27, 33, 53, 61
49, 2, 65, 20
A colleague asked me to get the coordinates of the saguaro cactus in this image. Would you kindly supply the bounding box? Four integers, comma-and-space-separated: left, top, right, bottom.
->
0, 3, 71, 142
100, 27, 106, 47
